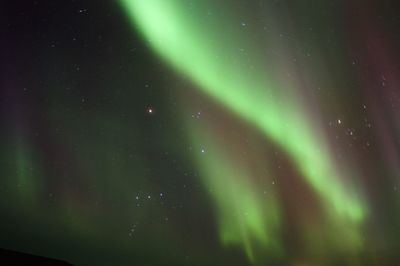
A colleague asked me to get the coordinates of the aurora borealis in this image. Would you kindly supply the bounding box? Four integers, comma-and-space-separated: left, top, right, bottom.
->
2, 0, 400, 265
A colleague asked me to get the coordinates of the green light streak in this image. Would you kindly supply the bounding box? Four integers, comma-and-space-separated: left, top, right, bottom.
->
120, 0, 367, 259
190, 126, 281, 261
15, 138, 40, 203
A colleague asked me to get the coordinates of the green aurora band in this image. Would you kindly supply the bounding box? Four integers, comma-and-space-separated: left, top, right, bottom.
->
120, 0, 368, 261
189, 124, 282, 262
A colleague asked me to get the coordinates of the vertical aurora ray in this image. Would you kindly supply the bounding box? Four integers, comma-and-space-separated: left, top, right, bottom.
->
13, 135, 43, 205
15, 141, 36, 201
188, 120, 282, 262
120, 0, 368, 260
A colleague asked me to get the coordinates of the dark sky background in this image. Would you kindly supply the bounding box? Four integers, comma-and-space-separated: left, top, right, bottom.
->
1, 1, 400, 265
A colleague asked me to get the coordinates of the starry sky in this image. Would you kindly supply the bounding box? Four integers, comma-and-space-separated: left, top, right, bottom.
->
2, 1, 400, 265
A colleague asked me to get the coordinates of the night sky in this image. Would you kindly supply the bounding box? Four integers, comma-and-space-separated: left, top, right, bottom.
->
2, 1, 400, 265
